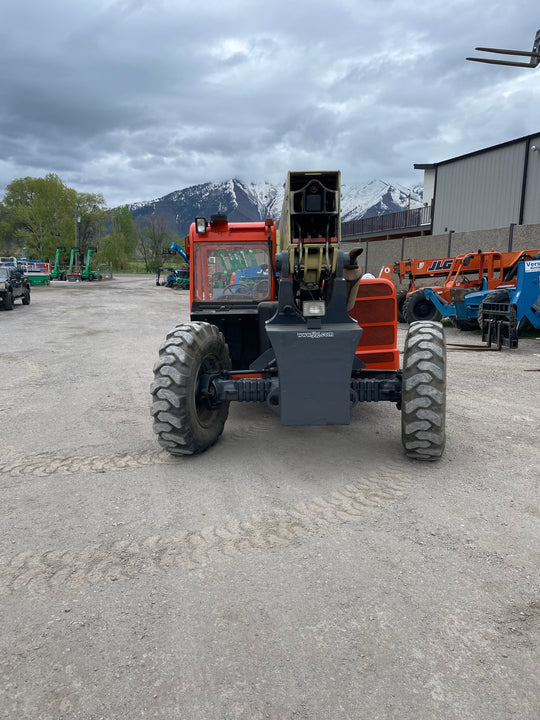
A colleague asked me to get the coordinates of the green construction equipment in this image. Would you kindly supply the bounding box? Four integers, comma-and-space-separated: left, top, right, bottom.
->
67, 247, 81, 281
50, 247, 67, 280
81, 247, 102, 281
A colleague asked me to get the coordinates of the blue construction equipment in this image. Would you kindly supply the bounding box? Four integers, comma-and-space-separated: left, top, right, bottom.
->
424, 255, 540, 347
478, 258, 540, 347
168, 241, 189, 264
157, 241, 190, 289
423, 286, 487, 329
156, 266, 190, 289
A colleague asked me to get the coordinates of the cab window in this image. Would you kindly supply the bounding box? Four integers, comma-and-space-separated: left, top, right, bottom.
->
193, 243, 271, 302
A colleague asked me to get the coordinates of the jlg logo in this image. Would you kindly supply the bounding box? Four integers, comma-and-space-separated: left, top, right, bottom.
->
427, 259, 453, 272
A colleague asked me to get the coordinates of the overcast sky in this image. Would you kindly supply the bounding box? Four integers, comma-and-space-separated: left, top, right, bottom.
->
1, 0, 539, 207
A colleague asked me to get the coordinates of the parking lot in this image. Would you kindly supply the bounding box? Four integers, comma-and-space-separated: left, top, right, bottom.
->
1, 274, 539, 719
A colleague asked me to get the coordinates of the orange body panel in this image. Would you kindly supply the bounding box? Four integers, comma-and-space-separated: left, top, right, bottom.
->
379, 255, 454, 281
349, 278, 400, 370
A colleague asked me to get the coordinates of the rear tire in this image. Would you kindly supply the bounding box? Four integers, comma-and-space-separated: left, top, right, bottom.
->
403, 289, 442, 323
477, 288, 510, 330
477, 287, 533, 340
396, 288, 408, 323
150, 322, 231, 455
401, 321, 446, 460
517, 316, 532, 334
22, 289, 31, 305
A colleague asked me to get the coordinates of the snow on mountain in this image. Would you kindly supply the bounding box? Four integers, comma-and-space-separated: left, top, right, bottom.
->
341, 180, 423, 221
242, 181, 285, 220
128, 178, 423, 237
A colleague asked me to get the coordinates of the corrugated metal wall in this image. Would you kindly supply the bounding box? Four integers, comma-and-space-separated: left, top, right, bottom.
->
422, 168, 436, 205
432, 141, 527, 234
523, 134, 540, 225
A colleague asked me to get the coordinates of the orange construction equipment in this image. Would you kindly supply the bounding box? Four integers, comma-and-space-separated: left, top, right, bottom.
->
398, 250, 540, 324
381, 250, 540, 323
380, 254, 458, 321
151, 171, 447, 461
379, 255, 454, 283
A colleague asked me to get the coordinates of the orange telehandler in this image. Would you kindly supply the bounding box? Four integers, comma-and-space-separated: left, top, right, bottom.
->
379, 255, 455, 322
381, 249, 540, 326
151, 171, 447, 460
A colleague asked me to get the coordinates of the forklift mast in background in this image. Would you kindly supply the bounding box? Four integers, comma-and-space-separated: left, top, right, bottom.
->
467, 28, 540, 68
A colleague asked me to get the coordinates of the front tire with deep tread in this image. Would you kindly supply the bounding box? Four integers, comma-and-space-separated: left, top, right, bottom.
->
150, 322, 231, 455
401, 321, 446, 460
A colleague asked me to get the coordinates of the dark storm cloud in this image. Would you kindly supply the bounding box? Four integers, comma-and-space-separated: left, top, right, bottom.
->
1, 0, 539, 205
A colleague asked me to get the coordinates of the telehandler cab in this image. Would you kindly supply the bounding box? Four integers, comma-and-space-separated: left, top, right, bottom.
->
151, 171, 447, 460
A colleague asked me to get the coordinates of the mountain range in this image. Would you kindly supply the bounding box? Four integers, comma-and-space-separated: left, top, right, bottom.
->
128, 179, 423, 237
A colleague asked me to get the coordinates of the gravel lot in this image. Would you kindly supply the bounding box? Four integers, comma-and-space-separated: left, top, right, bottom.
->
1, 274, 539, 720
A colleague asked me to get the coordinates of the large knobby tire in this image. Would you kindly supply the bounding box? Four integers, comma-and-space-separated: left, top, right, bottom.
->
396, 288, 408, 323
401, 321, 446, 460
403, 289, 442, 323
477, 287, 532, 338
477, 288, 510, 331
150, 322, 231, 455
22, 288, 31, 305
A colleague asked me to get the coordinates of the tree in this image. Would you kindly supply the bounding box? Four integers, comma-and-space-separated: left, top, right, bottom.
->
1, 174, 75, 258
0, 174, 106, 260
73, 192, 107, 256
136, 214, 179, 272
0, 174, 145, 270
101, 207, 137, 271
0, 200, 19, 257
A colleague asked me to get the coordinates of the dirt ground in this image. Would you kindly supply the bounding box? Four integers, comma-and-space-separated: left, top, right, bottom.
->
1, 275, 539, 720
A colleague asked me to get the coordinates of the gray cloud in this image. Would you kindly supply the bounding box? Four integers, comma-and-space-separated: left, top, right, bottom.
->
1, 0, 539, 206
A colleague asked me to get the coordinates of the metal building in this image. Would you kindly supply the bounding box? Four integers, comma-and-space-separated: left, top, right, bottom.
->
415, 131, 540, 235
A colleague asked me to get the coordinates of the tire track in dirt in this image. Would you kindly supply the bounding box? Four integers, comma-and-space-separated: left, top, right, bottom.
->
0, 463, 411, 596
0, 448, 170, 481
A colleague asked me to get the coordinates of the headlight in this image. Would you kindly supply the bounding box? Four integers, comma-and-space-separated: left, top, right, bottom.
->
195, 217, 207, 234
302, 300, 325, 317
